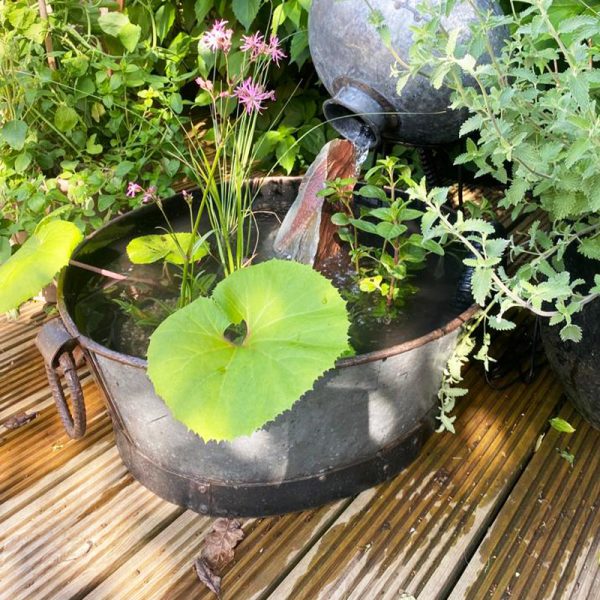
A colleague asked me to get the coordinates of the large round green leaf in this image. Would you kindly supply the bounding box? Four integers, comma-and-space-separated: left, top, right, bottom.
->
147, 259, 350, 441
0, 220, 82, 313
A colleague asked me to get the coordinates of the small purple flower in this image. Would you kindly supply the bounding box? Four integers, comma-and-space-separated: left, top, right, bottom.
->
126, 182, 142, 198
266, 36, 286, 65
241, 32, 266, 60
200, 19, 233, 53
234, 78, 276, 114
142, 186, 157, 204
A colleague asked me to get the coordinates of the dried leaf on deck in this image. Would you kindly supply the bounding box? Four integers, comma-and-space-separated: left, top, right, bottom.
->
201, 518, 245, 569
2, 411, 38, 430
195, 518, 245, 596
194, 558, 222, 597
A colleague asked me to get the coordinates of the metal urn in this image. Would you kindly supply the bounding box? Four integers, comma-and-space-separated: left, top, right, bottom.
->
308, 0, 507, 148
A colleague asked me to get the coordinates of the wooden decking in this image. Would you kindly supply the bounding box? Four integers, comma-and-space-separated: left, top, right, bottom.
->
1, 304, 598, 599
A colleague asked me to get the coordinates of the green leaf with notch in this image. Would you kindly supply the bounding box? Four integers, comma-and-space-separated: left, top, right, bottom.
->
0, 221, 82, 313
147, 260, 350, 441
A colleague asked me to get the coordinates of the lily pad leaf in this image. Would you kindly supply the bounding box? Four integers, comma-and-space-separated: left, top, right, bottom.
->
0, 220, 82, 313
127, 233, 209, 265
147, 259, 350, 441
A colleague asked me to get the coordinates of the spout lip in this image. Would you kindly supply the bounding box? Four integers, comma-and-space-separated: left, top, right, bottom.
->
323, 85, 387, 149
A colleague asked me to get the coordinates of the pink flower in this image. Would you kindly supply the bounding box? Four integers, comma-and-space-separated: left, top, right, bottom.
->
126, 182, 142, 198
241, 32, 266, 60
266, 36, 286, 65
200, 20, 233, 53
234, 78, 276, 114
142, 186, 157, 204
195, 77, 214, 92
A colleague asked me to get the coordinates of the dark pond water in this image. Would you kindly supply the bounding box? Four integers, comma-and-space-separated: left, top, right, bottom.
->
69, 207, 470, 359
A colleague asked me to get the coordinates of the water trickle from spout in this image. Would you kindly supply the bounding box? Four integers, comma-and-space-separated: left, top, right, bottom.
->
273, 138, 366, 266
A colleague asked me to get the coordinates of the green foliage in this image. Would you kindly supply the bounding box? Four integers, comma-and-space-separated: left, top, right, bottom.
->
322, 156, 427, 310
400, 0, 600, 330
0, 0, 323, 257
146, 259, 350, 441
0, 220, 82, 313
549, 417, 576, 433
127, 233, 209, 265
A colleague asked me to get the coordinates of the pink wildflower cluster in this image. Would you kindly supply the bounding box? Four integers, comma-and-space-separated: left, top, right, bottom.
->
234, 78, 276, 114
200, 19, 233, 53
126, 182, 157, 204
240, 33, 286, 64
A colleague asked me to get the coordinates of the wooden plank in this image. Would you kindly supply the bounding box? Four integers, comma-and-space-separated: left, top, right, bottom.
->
449, 403, 600, 600
157, 500, 352, 600
270, 368, 563, 600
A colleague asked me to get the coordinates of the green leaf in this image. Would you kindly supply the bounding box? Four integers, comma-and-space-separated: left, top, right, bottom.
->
488, 315, 516, 330
86, 134, 103, 155
357, 185, 387, 201
0, 237, 10, 264
54, 106, 78, 132
558, 448, 575, 466
119, 22, 142, 52
578, 237, 600, 260
375, 221, 406, 240
331, 212, 350, 226
98, 12, 141, 52
0, 120, 28, 150
127, 233, 208, 265
471, 268, 493, 306
147, 260, 350, 441
0, 221, 82, 313
559, 323, 582, 343
155, 3, 175, 42
14, 152, 31, 172
195, 0, 213, 23
290, 30, 309, 66
549, 417, 576, 434
232, 0, 262, 29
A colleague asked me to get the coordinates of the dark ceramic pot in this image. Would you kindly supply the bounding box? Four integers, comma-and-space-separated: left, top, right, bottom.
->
540, 249, 600, 429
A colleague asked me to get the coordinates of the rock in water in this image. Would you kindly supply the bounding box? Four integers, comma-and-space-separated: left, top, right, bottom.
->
274, 139, 356, 265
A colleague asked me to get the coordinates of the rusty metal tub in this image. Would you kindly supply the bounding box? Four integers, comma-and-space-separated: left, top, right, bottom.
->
36, 177, 476, 517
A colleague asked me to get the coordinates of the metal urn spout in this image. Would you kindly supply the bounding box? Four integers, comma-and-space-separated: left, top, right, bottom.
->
322, 85, 390, 149
309, 0, 507, 147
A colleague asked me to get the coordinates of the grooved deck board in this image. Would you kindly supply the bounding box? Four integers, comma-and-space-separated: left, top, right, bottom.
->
449, 404, 600, 600
269, 367, 563, 600
0, 306, 598, 600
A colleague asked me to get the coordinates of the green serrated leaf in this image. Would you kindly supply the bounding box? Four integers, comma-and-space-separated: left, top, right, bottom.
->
577, 237, 600, 260
559, 323, 582, 343
549, 417, 576, 434
127, 233, 208, 265
147, 260, 350, 441
471, 267, 493, 306
0, 221, 82, 313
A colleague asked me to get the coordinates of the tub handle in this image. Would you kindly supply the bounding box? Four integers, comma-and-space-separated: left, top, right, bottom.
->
36, 320, 86, 439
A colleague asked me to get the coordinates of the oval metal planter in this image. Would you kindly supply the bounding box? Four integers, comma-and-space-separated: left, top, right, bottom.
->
39, 177, 477, 517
